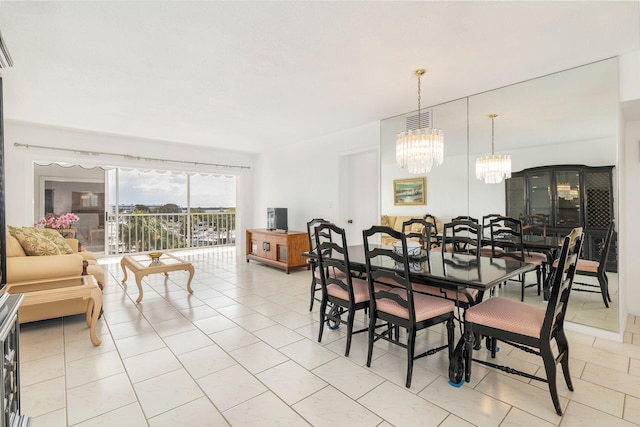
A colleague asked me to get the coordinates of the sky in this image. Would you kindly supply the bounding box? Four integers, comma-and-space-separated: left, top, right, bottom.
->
114, 169, 236, 208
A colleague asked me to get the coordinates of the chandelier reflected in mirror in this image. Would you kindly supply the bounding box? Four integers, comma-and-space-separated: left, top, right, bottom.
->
396, 69, 444, 174
476, 113, 512, 184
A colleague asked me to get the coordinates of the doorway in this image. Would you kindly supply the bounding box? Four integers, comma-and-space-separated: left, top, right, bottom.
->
339, 149, 379, 246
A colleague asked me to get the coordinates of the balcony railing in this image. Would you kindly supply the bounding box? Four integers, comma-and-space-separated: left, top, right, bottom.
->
105, 212, 236, 255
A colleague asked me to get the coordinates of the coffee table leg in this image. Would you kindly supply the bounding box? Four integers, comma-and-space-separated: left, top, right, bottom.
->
185, 264, 195, 294
135, 273, 145, 303
120, 259, 129, 282
87, 287, 102, 346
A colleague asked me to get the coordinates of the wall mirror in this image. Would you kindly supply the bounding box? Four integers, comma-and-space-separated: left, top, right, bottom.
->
381, 58, 619, 332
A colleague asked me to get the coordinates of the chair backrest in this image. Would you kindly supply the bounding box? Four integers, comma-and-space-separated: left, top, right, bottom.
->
442, 220, 481, 262
595, 220, 615, 276
520, 214, 548, 236
401, 218, 433, 251
481, 214, 503, 240
452, 215, 479, 224
541, 227, 583, 340
489, 216, 525, 261
363, 226, 417, 321
314, 223, 356, 302
306, 218, 329, 256
424, 214, 439, 241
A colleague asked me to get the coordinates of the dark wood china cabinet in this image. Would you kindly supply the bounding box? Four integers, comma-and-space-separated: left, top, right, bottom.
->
506, 165, 616, 271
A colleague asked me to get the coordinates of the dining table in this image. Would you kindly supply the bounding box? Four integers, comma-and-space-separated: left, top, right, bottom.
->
304, 244, 536, 384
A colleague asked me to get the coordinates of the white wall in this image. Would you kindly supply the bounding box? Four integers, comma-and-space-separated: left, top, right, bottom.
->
251, 122, 380, 233
4, 121, 255, 245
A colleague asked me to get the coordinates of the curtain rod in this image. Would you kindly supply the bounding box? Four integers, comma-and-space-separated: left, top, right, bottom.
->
13, 142, 251, 170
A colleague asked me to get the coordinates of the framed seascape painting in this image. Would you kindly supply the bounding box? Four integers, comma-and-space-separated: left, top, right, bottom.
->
393, 177, 426, 206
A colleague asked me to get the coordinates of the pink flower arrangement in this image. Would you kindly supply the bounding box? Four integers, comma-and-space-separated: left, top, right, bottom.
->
35, 212, 79, 229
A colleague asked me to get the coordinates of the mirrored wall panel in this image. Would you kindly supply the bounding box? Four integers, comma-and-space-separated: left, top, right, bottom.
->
380, 58, 619, 332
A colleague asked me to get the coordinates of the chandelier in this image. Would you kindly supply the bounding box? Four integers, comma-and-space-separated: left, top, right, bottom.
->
476, 113, 511, 184
396, 69, 444, 174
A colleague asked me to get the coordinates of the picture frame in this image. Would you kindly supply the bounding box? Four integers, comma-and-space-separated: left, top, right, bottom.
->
393, 177, 426, 206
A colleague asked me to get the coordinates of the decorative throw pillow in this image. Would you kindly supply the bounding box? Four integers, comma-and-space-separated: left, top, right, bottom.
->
39, 228, 74, 254
381, 215, 391, 227
5, 232, 26, 257
7, 226, 71, 256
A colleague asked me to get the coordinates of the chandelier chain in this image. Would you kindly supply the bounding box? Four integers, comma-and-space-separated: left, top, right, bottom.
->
417, 75, 421, 129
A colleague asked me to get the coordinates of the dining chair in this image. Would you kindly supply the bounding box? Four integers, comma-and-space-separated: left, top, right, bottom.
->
314, 223, 373, 357
440, 219, 482, 261
363, 225, 455, 388
401, 218, 433, 253
568, 220, 615, 308
489, 216, 546, 301
463, 227, 583, 416
306, 218, 329, 311
423, 214, 440, 247
401, 219, 479, 307
480, 214, 503, 257
520, 214, 548, 237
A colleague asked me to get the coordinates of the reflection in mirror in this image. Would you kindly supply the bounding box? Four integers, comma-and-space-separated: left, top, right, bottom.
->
381, 97, 469, 223
381, 58, 619, 332
468, 58, 619, 332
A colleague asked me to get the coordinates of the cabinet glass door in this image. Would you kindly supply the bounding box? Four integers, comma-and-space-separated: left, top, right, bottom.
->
528, 172, 552, 222
555, 170, 581, 227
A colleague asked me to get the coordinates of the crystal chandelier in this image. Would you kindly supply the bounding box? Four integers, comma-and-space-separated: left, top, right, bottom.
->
396, 69, 444, 174
476, 114, 511, 184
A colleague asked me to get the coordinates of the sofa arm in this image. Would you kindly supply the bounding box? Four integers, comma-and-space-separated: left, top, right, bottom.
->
65, 238, 80, 252
6, 253, 85, 284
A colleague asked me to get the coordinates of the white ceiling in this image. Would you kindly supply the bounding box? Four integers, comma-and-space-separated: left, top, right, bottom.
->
0, 1, 638, 154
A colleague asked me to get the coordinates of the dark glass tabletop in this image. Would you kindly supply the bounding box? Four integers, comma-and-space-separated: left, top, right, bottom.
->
321, 244, 535, 292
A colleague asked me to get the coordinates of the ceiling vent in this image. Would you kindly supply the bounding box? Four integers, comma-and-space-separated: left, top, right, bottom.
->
0, 29, 13, 68
405, 111, 431, 131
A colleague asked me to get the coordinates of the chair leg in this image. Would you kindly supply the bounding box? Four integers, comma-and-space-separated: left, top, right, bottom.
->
541, 343, 563, 416
520, 274, 526, 302
309, 277, 316, 311
345, 308, 355, 357
556, 329, 574, 392
406, 327, 416, 388
318, 298, 327, 343
536, 266, 542, 296
366, 311, 376, 368
598, 272, 610, 308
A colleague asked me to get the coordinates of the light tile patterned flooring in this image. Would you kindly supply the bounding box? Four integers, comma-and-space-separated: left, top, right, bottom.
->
18, 247, 640, 426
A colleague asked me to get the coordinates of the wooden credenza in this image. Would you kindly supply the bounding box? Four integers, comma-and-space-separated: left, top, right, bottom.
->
246, 229, 309, 274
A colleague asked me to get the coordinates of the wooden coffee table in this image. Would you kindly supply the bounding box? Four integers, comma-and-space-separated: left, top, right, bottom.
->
120, 252, 195, 303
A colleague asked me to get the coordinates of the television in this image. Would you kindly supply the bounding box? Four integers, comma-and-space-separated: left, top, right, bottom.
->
267, 208, 288, 231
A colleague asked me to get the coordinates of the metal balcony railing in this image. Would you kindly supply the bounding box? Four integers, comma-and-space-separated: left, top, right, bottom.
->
105, 212, 236, 255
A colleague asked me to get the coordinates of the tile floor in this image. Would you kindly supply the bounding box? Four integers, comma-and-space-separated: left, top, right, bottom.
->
18, 247, 640, 426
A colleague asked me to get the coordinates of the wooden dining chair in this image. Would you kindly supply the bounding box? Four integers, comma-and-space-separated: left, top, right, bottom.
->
490, 216, 546, 301
569, 220, 615, 308
363, 225, 455, 388
314, 223, 374, 357
464, 227, 583, 416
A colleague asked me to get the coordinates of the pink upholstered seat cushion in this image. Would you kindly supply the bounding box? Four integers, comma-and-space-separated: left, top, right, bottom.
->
327, 277, 385, 304
412, 283, 478, 303
376, 288, 454, 322
465, 297, 544, 339
552, 258, 598, 273
315, 268, 348, 280
576, 259, 598, 273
